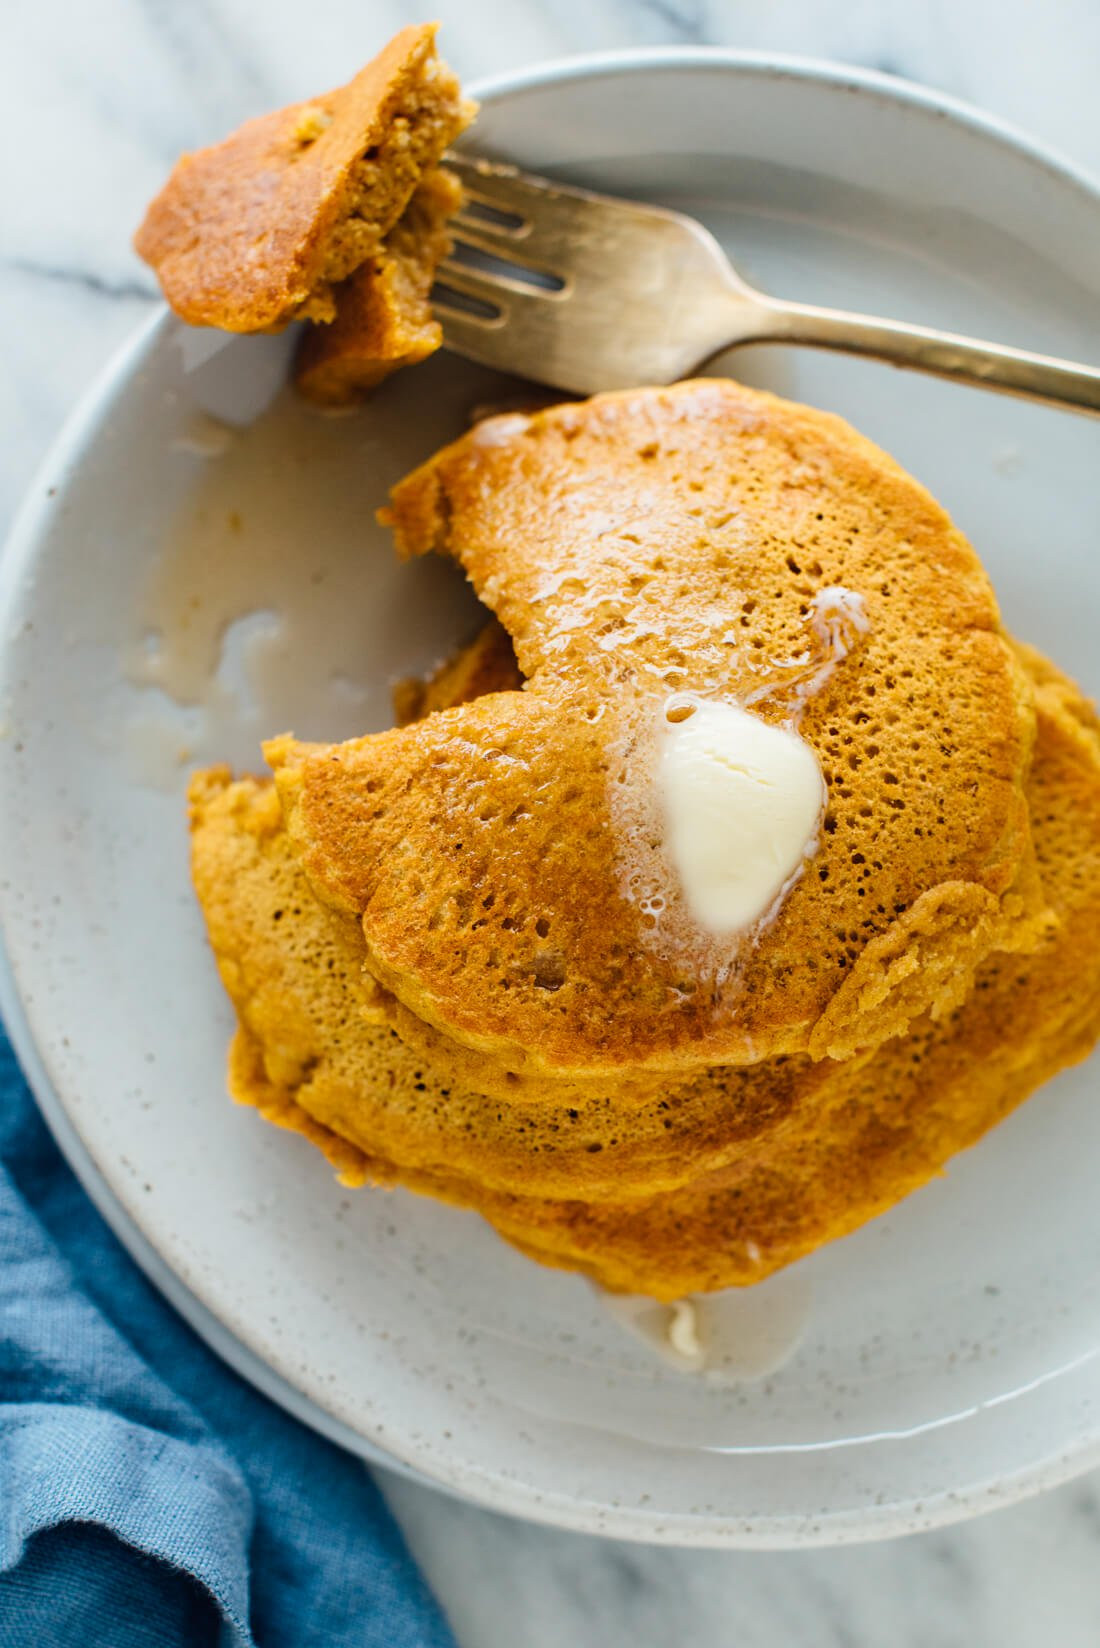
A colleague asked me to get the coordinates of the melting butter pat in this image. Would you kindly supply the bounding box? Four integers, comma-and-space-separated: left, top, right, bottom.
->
659, 697, 826, 934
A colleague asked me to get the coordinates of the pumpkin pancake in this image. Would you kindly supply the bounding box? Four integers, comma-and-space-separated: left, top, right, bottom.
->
135, 24, 474, 331
201, 651, 1100, 1298
269, 380, 1046, 1085
457, 657, 1100, 1294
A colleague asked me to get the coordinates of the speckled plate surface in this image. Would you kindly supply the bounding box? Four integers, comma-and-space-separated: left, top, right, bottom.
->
3, 52, 1100, 1546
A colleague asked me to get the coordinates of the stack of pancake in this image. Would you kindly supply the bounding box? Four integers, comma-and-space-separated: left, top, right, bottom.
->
190, 379, 1100, 1299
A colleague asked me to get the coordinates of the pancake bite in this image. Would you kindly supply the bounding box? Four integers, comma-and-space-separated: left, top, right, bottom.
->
135, 23, 474, 351
268, 380, 1047, 1087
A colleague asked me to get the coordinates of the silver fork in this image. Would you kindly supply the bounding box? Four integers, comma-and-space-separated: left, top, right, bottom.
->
436, 154, 1100, 415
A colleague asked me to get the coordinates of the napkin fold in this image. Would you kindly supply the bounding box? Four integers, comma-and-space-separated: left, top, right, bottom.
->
0, 1028, 457, 1648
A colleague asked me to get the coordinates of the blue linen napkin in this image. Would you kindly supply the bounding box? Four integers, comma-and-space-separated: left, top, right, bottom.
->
0, 1026, 457, 1648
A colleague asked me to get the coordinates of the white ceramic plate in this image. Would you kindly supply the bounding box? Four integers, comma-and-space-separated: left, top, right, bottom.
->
3, 51, 1100, 1547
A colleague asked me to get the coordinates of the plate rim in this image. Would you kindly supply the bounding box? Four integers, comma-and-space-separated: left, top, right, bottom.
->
3, 47, 1100, 1547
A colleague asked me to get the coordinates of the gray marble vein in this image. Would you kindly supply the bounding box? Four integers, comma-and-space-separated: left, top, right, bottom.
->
3, 2, 1100, 1644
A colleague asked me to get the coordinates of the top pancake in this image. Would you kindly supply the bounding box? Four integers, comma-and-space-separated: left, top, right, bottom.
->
269, 380, 1045, 1081
134, 24, 474, 330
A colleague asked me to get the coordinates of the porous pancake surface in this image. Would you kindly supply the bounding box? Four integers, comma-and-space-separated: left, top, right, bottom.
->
270, 380, 1043, 1080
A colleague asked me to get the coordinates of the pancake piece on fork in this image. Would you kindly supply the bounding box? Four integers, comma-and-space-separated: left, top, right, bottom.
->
135, 23, 474, 395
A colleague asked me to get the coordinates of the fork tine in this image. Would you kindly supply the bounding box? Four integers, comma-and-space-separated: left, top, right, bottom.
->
444, 152, 629, 262
445, 152, 543, 212
447, 176, 531, 238
436, 254, 563, 308
434, 305, 512, 367
432, 260, 509, 320
451, 205, 527, 242
445, 152, 588, 218
445, 151, 652, 216
446, 222, 568, 289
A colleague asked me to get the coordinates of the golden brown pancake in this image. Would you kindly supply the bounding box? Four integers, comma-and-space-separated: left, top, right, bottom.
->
268, 380, 1046, 1087
294, 168, 462, 405
135, 25, 474, 331
198, 651, 1100, 1298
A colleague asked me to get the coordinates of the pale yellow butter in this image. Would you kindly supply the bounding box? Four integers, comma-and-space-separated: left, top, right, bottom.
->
659, 697, 826, 934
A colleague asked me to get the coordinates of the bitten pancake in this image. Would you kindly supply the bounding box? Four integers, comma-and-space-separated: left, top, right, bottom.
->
269, 380, 1046, 1085
205, 654, 1100, 1298
135, 25, 474, 331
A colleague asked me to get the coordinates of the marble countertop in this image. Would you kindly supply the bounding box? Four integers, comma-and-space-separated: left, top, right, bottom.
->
5, 1, 1100, 1643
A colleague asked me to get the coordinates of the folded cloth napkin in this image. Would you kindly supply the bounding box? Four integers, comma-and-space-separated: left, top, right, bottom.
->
0, 1026, 457, 1648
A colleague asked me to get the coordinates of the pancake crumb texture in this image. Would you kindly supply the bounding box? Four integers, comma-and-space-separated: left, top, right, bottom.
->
294, 167, 463, 404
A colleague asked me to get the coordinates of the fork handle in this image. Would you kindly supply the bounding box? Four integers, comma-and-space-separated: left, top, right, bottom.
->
747, 298, 1100, 418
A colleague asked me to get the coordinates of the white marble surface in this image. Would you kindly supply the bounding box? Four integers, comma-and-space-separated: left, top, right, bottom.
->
4, 1, 1100, 1642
